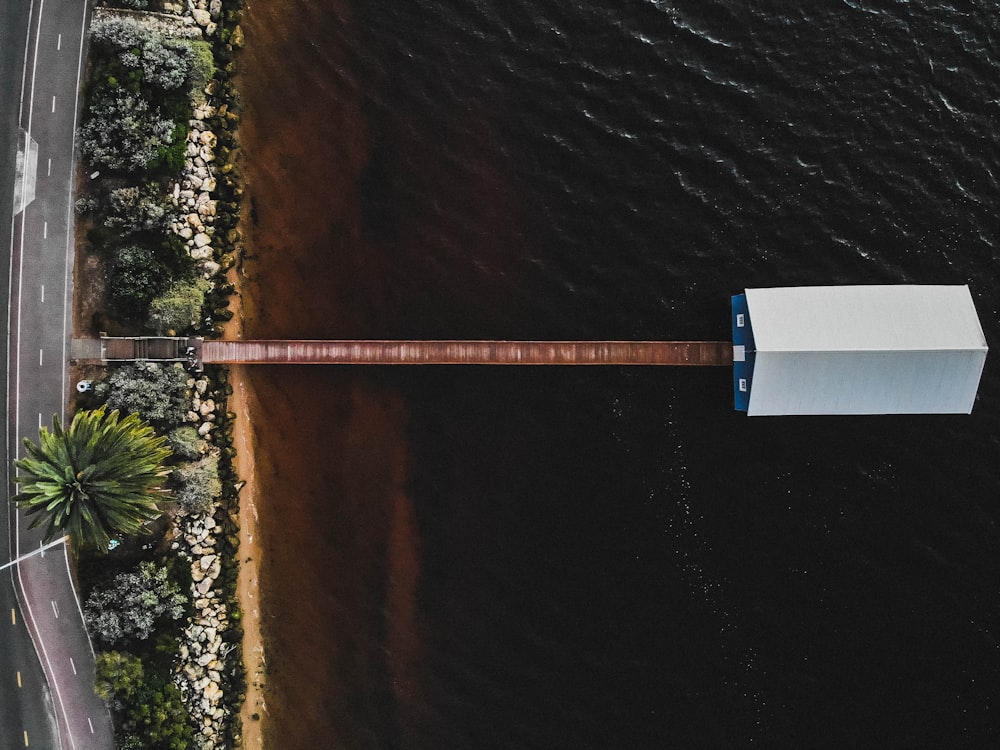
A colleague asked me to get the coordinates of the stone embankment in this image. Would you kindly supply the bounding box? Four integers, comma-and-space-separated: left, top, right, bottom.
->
172, 108, 223, 280
95, 1, 245, 745
169, 373, 233, 748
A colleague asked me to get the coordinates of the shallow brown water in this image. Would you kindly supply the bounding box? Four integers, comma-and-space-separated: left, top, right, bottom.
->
236, 3, 422, 747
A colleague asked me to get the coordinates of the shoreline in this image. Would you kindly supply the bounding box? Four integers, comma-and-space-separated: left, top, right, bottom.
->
71, 3, 266, 746
225, 291, 268, 749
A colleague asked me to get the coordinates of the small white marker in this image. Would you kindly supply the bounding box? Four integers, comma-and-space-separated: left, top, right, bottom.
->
39, 349, 43, 366
38, 413, 42, 429
51, 96, 55, 113
69, 657, 76, 675
57, 34, 62, 51
42, 221, 47, 238
87, 718, 94, 734
46, 158, 51, 176
40, 285, 44, 302
50, 600, 59, 618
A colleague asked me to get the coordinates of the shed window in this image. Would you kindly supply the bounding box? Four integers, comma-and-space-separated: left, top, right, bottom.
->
739, 378, 747, 392
736, 313, 745, 327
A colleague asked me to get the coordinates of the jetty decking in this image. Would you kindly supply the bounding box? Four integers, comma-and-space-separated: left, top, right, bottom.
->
71, 336, 196, 362
199, 340, 733, 366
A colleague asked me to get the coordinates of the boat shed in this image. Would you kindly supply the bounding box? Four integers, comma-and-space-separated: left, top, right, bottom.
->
731, 285, 988, 416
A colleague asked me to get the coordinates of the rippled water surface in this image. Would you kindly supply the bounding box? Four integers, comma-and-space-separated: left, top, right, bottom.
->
237, 1, 1000, 746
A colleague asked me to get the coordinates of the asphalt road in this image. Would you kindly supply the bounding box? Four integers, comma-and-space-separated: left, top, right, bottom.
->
1, 4, 62, 749
3, 0, 114, 748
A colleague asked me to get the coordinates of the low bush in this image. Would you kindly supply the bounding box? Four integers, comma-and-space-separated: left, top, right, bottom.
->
90, 18, 194, 92
95, 651, 194, 750
96, 362, 190, 431
84, 561, 188, 647
149, 277, 211, 334
167, 426, 207, 461
79, 87, 176, 171
170, 454, 222, 515
186, 40, 216, 101
108, 245, 168, 320
153, 120, 189, 172
106, 183, 170, 236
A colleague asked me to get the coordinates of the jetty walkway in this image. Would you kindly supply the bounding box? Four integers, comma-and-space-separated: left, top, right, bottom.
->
72, 337, 733, 367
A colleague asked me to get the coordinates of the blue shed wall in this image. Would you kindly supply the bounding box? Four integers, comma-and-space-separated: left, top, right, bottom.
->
731, 294, 755, 412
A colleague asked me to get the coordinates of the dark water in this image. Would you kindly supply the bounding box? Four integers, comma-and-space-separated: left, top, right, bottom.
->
238, 1, 1000, 747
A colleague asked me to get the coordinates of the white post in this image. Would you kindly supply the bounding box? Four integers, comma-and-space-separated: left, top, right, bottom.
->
0, 537, 69, 572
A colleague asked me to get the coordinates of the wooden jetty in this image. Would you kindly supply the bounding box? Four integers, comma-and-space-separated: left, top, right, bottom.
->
199, 340, 732, 366
69, 336, 195, 362
71, 338, 732, 367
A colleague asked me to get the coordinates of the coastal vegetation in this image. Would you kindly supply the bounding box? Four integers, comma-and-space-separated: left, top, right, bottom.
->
13, 407, 171, 553
49, 0, 250, 746
74, 365, 243, 749
95, 650, 195, 750
85, 560, 189, 647
95, 362, 192, 431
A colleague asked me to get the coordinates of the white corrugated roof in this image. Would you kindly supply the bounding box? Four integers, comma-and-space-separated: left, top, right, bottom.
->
745, 285, 987, 352
744, 285, 988, 415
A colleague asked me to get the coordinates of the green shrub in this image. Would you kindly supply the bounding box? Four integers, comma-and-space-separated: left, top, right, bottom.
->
149, 277, 211, 334
158, 233, 196, 278
106, 183, 169, 235
151, 120, 188, 172
185, 40, 215, 101
108, 245, 167, 319
96, 362, 190, 430
167, 426, 207, 461
170, 454, 222, 515
95, 651, 194, 750
84, 561, 188, 647
94, 650, 145, 711
90, 18, 194, 92
79, 87, 175, 171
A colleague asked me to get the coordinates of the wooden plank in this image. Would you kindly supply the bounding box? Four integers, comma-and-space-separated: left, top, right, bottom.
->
201, 340, 733, 366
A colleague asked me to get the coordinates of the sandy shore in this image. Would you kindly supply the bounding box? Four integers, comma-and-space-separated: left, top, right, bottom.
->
225, 293, 268, 749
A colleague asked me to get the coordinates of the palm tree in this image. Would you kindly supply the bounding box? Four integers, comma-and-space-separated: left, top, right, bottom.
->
13, 407, 172, 553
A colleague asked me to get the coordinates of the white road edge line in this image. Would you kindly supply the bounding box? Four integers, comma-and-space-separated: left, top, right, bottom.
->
16, 0, 34, 124
62, 0, 91, 424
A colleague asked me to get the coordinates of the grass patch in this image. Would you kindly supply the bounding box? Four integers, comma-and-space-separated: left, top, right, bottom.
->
186, 40, 216, 104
